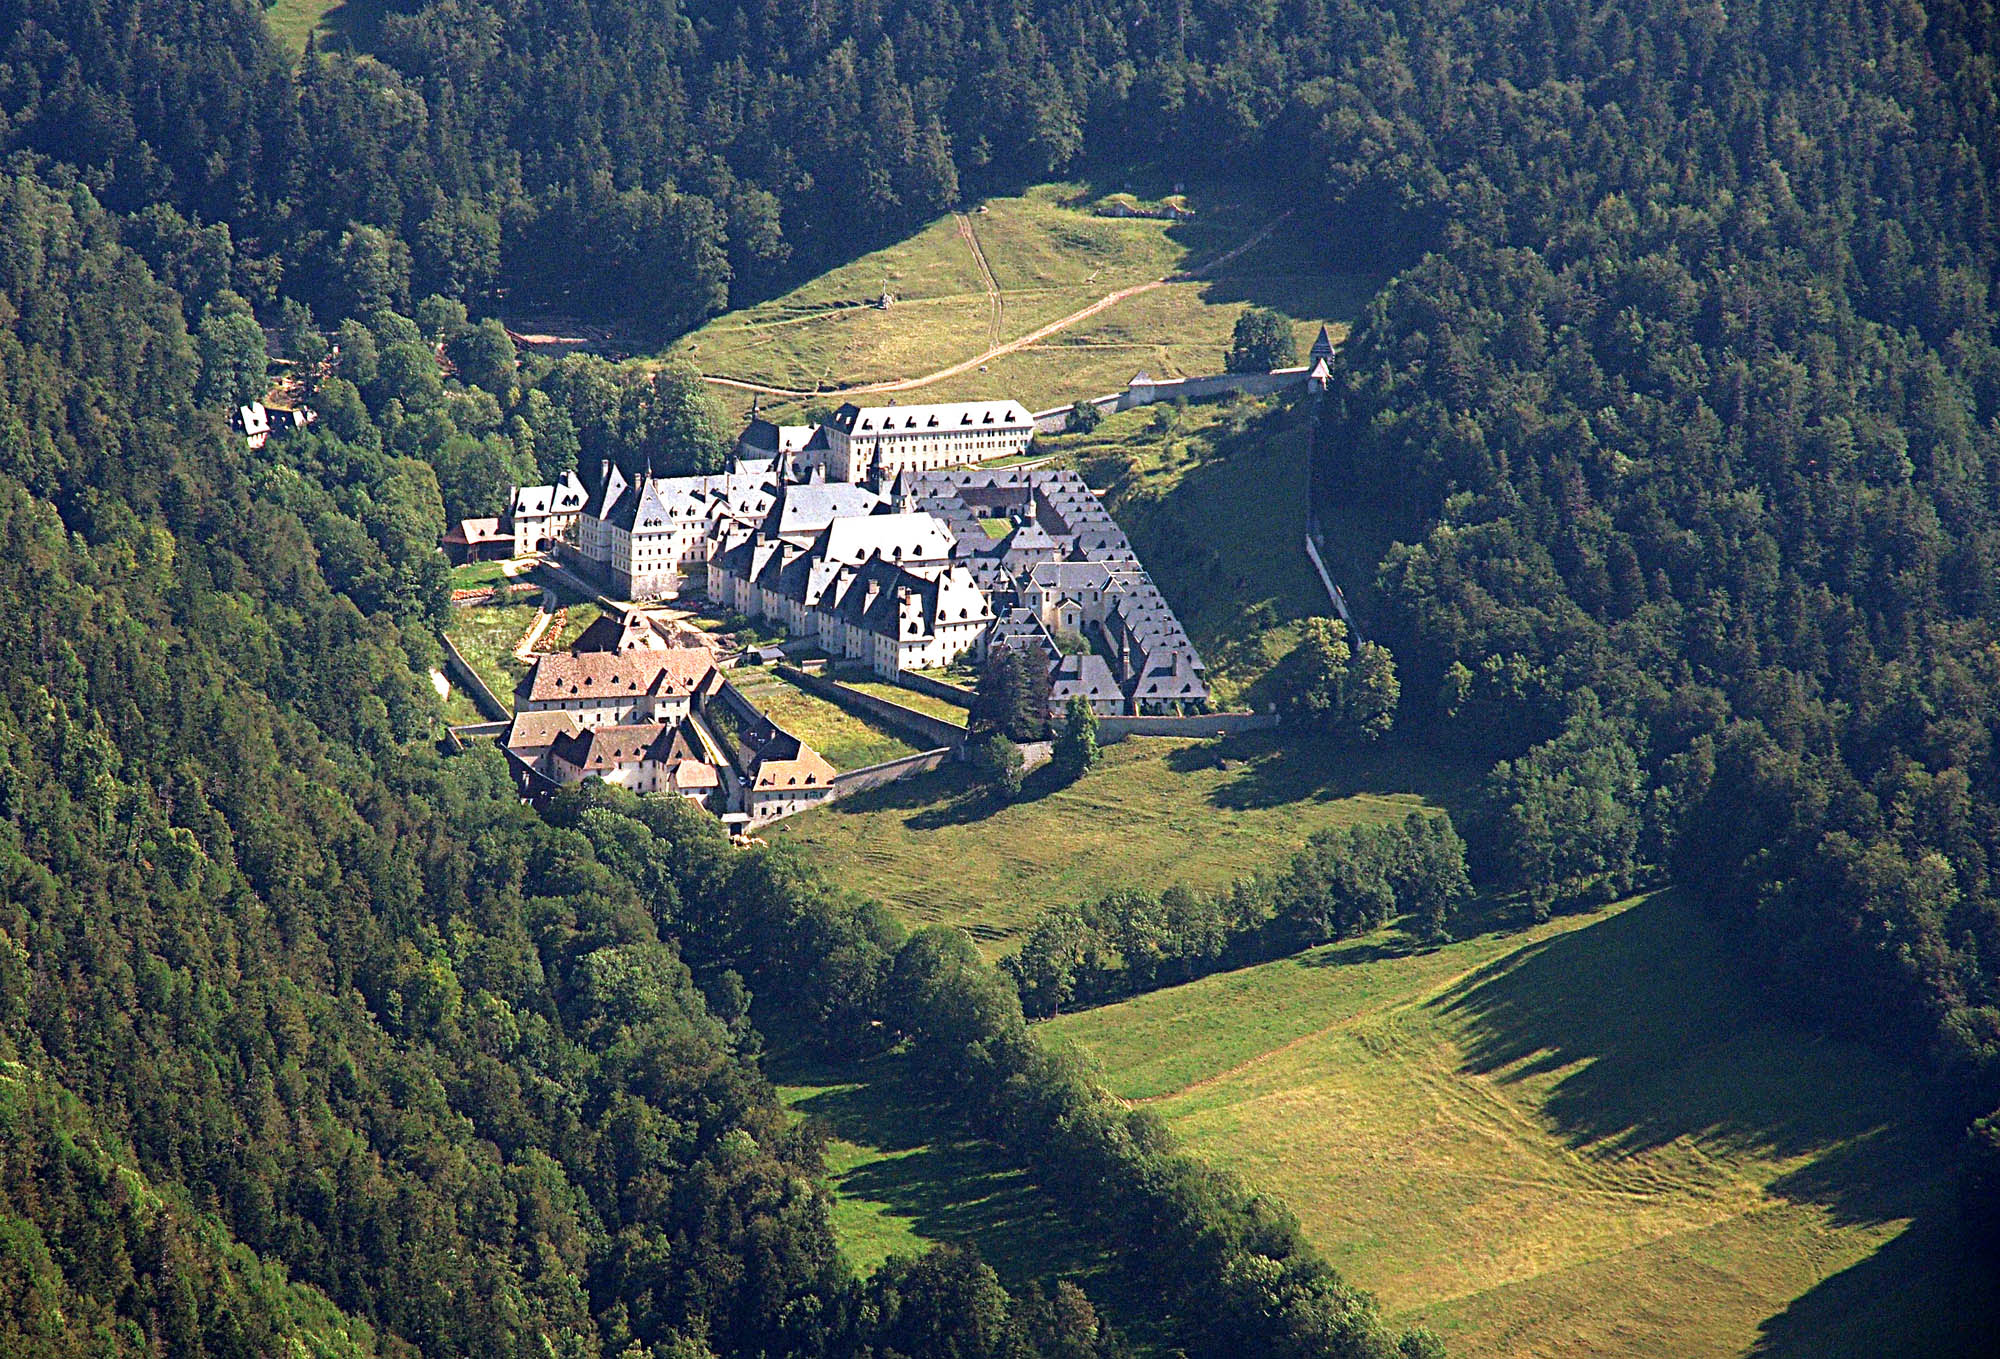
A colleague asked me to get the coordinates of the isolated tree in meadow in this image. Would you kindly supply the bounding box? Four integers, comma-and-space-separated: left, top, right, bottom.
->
973, 645, 1048, 741
1226, 305, 1298, 372
1277, 617, 1351, 727
1052, 696, 1100, 783
1068, 399, 1103, 433
971, 731, 1025, 799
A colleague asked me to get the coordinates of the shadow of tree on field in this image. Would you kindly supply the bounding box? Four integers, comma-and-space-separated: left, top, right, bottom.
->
1747, 1209, 1997, 1359
772, 1051, 1128, 1296
1437, 891, 1956, 1219
1436, 889, 1995, 1354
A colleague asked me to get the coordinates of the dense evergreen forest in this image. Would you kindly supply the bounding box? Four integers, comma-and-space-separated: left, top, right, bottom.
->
1, 0, 1999, 1352
1304, 0, 2000, 1236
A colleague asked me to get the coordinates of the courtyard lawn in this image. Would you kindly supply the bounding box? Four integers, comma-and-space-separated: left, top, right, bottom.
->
1039, 397, 1328, 707
448, 559, 514, 590
771, 731, 1466, 957
830, 674, 972, 725
538, 601, 606, 653
442, 598, 542, 710
727, 668, 920, 772
1046, 890, 1994, 1359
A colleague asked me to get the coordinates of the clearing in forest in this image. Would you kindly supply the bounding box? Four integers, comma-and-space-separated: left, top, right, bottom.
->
770, 732, 1463, 957
261, 0, 388, 56
673, 181, 1376, 417
1046, 891, 1995, 1359
773, 1050, 1171, 1352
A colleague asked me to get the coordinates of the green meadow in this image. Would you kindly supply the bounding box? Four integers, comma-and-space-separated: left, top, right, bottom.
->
772, 732, 1463, 956
727, 667, 921, 772
773, 1050, 1170, 1351
674, 181, 1374, 418
1048, 891, 1995, 1359
261, 0, 389, 56
442, 597, 539, 711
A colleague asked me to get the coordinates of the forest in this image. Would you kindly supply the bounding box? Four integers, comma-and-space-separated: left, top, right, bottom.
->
0, 0, 1998, 1352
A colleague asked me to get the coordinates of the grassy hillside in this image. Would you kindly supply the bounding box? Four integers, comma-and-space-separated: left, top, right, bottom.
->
261, 0, 388, 56
676, 181, 1373, 417
771, 732, 1464, 956
1047, 891, 1994, 1359
773, 1051, 1170, 1352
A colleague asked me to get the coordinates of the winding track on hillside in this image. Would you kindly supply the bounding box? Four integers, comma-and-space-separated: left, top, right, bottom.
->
698, 209, 1295, 400
956, 211, 1005, 349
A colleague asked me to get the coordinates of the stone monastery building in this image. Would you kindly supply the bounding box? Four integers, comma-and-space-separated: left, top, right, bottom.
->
496, 398, 1207, 712
822, 400, 1033, 482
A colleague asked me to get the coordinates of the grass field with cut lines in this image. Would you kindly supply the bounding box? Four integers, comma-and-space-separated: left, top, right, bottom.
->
1047, 891, 1994, 1359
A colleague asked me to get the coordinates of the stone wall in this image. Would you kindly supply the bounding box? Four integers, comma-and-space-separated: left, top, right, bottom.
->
438, 632, 512, 721
1096, 711, 1279, 742
1031, 366, 1311, 433
776, 665, 970, 751
831, 747, 954, 797
893, 670, 978, 709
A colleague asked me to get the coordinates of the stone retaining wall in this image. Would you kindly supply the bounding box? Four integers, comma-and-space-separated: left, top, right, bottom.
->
437, 633, 512, 721
893, 670, 978, 709
1031, 366, 1310, 433
777, 665, 969, 752
1096, 711, 1279, 742
831, 747, 954, 797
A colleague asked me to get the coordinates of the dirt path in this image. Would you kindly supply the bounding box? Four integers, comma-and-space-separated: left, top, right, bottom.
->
700, 210, 1294, 400
513, 591, 560, 661
956, 212, 1004, 349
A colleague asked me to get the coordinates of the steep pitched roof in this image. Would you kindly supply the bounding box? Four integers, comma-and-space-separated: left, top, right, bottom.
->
504, 710, 580, 753
572, 611, 669, 653
1050, 652, 1123, 705
760, 483, 883, 540
520, 648, 714, 705
827, 399, 1032, 436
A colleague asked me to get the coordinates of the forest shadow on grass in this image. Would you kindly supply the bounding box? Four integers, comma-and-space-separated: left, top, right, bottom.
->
1166, 729, 1478, 817
1747, 1207, 1998, 1359
770, 1050, 1166, 1345
1438, 890, 1955, 1224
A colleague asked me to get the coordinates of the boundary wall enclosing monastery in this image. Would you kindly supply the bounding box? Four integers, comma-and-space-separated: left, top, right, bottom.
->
438, 632, 513, 721
1095, 711, 1280, 741
893, 669, 980, 709
831, 748, 955, 797
776, 665, 970, 751
1031, 366, 1309, 433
